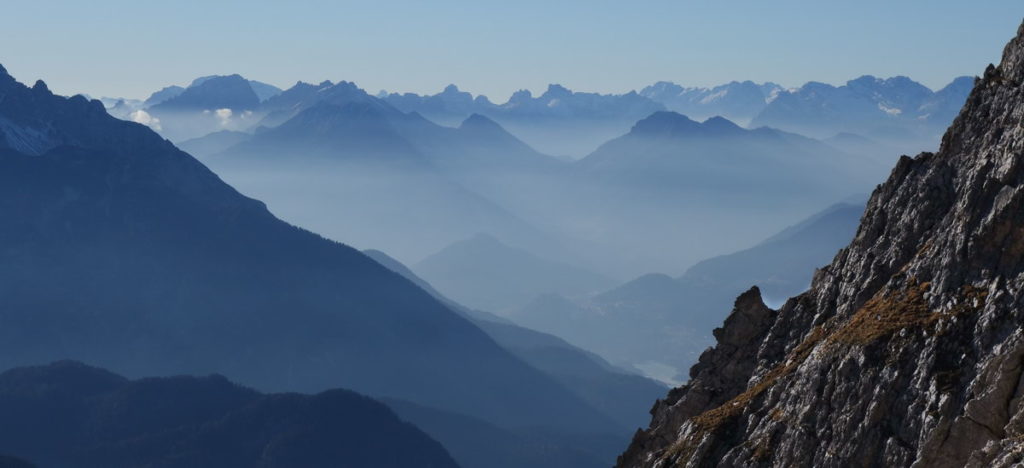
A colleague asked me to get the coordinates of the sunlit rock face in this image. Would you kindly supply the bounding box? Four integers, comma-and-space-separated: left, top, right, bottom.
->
619, 20, 1024, 468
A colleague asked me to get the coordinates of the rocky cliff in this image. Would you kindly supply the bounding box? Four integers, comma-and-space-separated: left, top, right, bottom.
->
618, 20, 1024, 468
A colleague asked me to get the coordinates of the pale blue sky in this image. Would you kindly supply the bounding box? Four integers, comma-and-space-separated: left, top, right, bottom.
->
1, 1, 1022, 101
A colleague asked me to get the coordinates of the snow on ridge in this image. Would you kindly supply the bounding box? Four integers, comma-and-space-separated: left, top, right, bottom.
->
877, 103, 903, 116
0, 116, 59, 156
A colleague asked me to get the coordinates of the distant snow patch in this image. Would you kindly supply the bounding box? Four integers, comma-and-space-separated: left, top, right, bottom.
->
700, 89, 728, 104
878, 103, 903, 116
0, 116, 59, 155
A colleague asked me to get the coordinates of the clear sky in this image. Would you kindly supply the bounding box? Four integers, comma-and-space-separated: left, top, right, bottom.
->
2, 0, 1022, 102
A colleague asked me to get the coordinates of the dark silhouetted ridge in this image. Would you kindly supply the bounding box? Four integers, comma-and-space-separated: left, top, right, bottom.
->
0, 361, 458, 468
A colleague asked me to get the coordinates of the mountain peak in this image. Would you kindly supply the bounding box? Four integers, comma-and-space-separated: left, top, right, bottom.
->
630, 111, 701, 135
0, 360, 129, 397
847, 74, 923, 88
150, 74, 260, 113
544, 84, 572, 97
442, 84, 461, 93
999, 20, 1024, 83
641, 81, 686, 97
332, 80, 360, 90
702, 115, 742, 133
936, 75, 976, 97
847, 74, 880, 85
143, 85, 185, 107
509, 89, 533, 102
459, 113, 502, 131
188, 74, 247, 88
948, 75, 976, 86
31, 79, 49, 93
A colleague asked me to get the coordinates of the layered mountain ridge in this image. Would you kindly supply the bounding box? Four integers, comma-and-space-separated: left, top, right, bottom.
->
513, 201, 865, 384
0, 63, 620, 444
362, 248, 666, 467
638, 80, 783, 125
377, 75, 970, 157
751, 75, 973, 153
381, 83, 665, 156
618, 20, 1024, 468
98, 69, 966, 277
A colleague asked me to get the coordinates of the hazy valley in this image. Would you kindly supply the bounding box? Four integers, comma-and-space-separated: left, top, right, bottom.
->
3, 4, 1023, 467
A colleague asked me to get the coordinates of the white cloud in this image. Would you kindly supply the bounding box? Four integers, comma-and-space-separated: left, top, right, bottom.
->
215, 108, 233, 126
129, 110, 161, 131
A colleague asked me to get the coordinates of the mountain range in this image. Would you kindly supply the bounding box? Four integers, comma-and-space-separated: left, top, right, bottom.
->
381, 83, 665, 156
540, 112, 881, 275
142, 74, 280, 141
169, 77, 891, 281
378, 75, 970, 158
514, 201, 865, 383
202, 93, 571, 267
0, 14, 1005, 468
95, 71, 970, 278
103, 75, 281, 140
105, 72, 971, 164
638, 76, 973, 153
751, 75, 975, 153
0, 63, 634, 466
638, 80, 783, 125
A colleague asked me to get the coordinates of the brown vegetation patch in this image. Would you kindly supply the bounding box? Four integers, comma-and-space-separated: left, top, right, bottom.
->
829, 281, 988, 345
661, 280, 991, 465
828, 281, 932, 345
691, 326, 827, 432
663, 327, 829, 462
751, 436, 773, 462
955, 284, 989, 312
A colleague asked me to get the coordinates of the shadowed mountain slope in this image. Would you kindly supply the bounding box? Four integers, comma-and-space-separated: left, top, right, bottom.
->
0, 361, 457, 468
364, 248, 666, 431
0, 64, 617, 437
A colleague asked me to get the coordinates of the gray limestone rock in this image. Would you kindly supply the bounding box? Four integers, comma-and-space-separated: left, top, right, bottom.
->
618, 20, 1024, 468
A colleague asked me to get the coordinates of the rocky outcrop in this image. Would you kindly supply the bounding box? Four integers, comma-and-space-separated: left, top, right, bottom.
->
618, 20, 1024, 468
